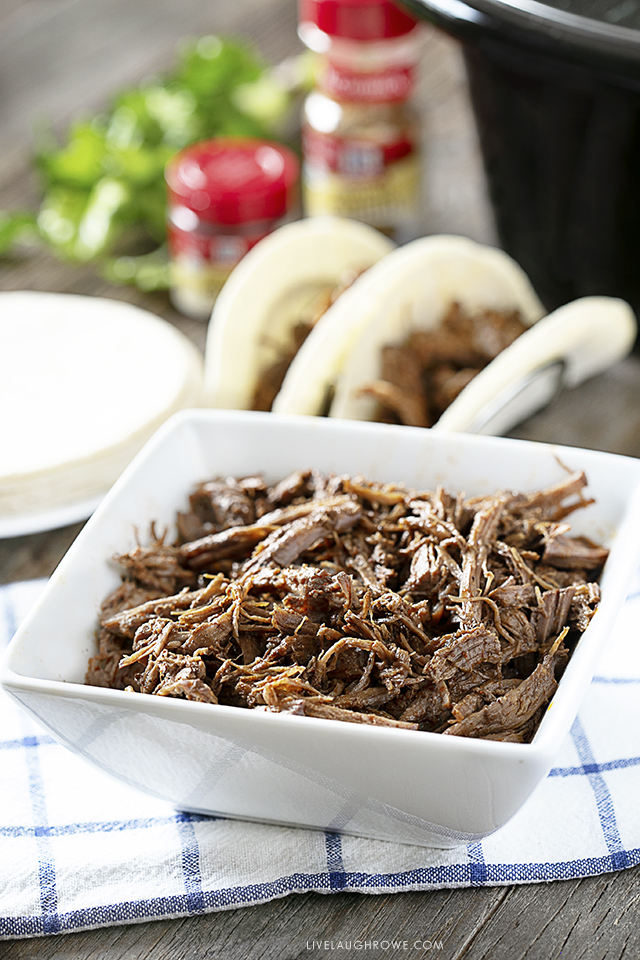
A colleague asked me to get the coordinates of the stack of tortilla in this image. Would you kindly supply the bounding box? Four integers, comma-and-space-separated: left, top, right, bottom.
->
0, 292, 203, 533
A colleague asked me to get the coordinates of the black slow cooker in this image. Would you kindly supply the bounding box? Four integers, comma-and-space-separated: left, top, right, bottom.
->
404, 0, 640, 321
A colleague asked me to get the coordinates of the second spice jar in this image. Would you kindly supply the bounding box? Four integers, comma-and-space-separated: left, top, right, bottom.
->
299, 0, 424, 242
166, 138, 299, 320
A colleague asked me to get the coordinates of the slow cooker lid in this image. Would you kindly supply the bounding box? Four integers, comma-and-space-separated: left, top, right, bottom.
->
404, 0, 640, 63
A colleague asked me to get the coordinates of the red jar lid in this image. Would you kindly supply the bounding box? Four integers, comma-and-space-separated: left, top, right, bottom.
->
165, 138, 300, 225
299, 0, 418, 40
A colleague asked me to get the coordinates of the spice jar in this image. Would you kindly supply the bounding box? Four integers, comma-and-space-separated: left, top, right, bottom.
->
165, 138, 299, 320
299, 0, 423, 242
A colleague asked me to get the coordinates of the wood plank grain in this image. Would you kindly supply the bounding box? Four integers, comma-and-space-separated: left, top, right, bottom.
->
455, 871, 640, 960
0, 522, 83, 583
0, 0, 298, 151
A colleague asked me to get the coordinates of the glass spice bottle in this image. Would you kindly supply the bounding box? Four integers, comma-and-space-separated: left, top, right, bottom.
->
299, 0, 423, 243
165, 138, 299, 320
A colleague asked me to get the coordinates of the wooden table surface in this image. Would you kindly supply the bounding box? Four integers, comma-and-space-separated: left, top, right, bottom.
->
2, 0, 640, 957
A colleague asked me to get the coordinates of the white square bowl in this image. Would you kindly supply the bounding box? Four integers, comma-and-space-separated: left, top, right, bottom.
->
2, 410, 640, 848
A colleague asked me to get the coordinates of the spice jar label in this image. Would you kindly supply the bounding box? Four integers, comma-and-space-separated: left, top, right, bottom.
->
320, 63, 416, 103
302, 128, 420, 232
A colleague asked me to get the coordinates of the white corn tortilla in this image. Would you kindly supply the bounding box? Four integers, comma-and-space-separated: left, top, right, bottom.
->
204, 216, 395, 410
273, 234, 546, 418
0, 292, 203, 526
435, 296, 637, 434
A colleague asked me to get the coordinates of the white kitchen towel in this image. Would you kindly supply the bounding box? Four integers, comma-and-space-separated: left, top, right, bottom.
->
1, 574, 639, 939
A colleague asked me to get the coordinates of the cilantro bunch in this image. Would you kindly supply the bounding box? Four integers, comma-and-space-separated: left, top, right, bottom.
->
1, 35, 305, 290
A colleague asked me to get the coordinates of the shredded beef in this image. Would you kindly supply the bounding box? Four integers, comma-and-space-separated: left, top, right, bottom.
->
86, 467, 607, 742
360, 302, 530, 427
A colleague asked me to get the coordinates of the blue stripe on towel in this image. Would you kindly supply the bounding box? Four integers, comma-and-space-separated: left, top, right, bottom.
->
325, 832, 347, 889
23, 718, 60, 935
570, 716, 630, 871
466, 840, 488, 884
175, 812, 205, 914
0, 735, 57, 752
550, 755, 640, 777
4, 587, 61, 935
0, 813, 214, 839
592, 676, 640, 684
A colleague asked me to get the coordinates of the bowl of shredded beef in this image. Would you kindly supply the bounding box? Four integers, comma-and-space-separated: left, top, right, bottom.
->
3, 410, 640, 847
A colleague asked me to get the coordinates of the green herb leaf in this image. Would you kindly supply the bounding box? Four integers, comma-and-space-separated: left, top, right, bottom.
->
0, 211, 39, 254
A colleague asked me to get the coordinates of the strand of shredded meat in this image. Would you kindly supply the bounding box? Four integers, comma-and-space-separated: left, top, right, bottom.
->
86, 467, 606, 742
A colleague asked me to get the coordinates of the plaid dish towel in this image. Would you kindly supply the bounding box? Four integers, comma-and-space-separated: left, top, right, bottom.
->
2, 574, 640, 939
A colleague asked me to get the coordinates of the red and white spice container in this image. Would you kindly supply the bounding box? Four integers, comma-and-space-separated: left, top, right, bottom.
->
165, 138, 300, 320
299, 0, 423, 242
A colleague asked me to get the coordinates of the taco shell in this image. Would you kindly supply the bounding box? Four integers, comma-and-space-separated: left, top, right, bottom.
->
204, 216, 395, 410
